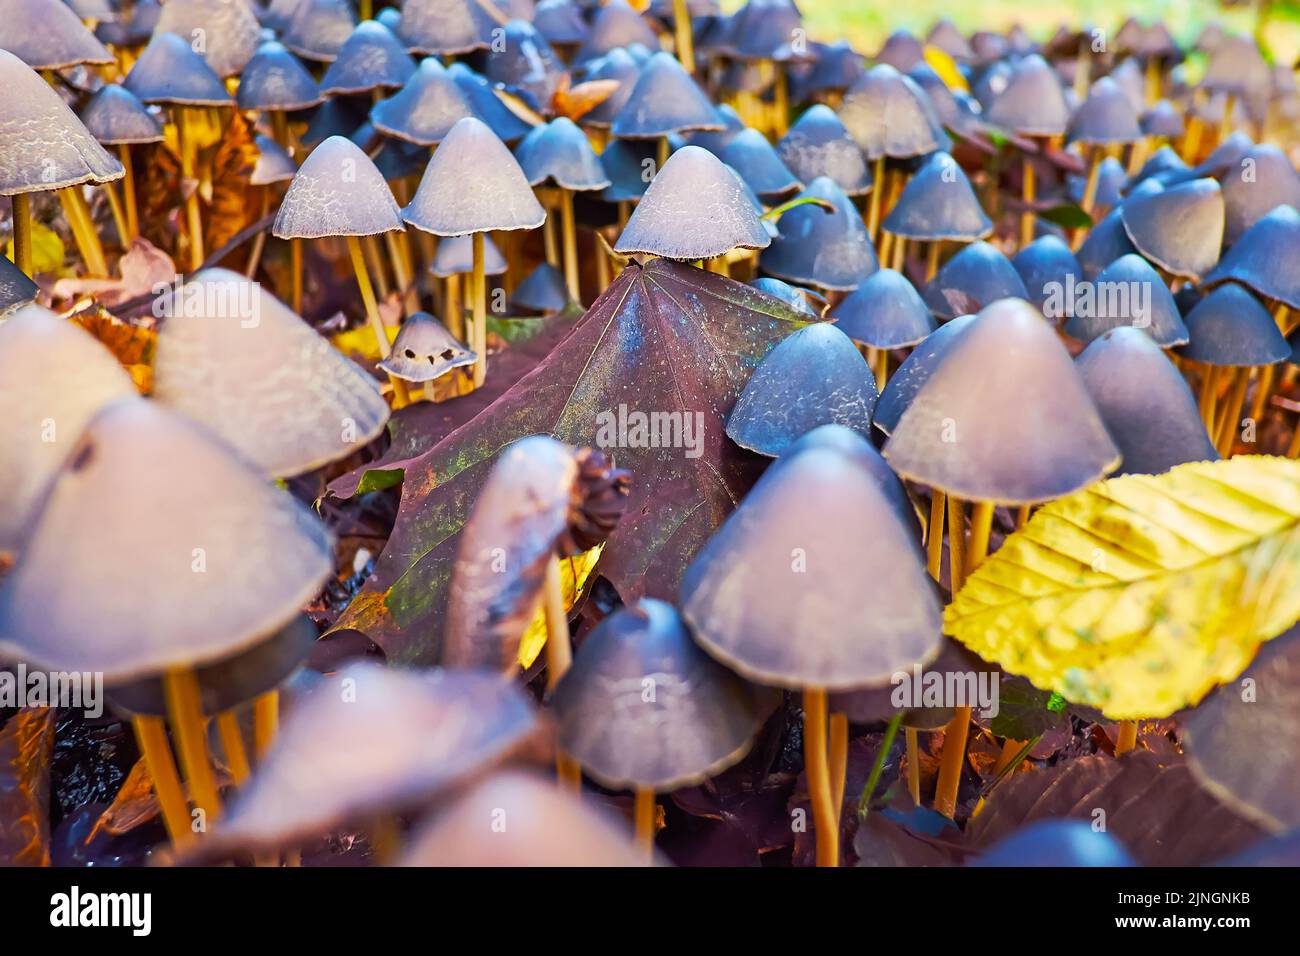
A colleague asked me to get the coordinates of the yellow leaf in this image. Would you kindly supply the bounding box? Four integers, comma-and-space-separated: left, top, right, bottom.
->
517, 545, 604, 669
331, 323, 399, 362
6, 221, 65, 276
945, 456, 1300, 719
71, 308, 156, 393
923, 45, 968, 92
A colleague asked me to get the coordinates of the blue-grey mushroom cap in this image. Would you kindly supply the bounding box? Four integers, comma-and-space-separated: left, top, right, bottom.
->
793, 40, 866, 99
1066, 155, 1127, 211
1063, 253, 1188, 347
1178, 283, 1290, 366
1067, 77, 1142, 145
1221, 145, 1300, 244
123, 32, 232, 106
576, 47, 640, 128
882, 151, 992, 242
686, 103, 744, 154
378, 311, 477, 381
552, 598, 781, 791
1141, 100, 1185, 139
237, 41, 323, 111
1205, 205, 1300, 310
572, 0, 660, 67
986, 53, 1070, 137
759, 176, 879, 291
320, 19, 417, 95
429, 233, 507, 278
251, 135, 297, 186
1128, 146, 1189, 190
155, 0, 262, 76
0, 253, 38, 314
725, 322, 878, 457
830, 268, 937, 348
776, 104, 871, 196
79, 84, 164, 145
447, 62, 533, 144
300, 97, 368, 150
397, 0, 494, 56
515, 116, 611, 191
599, 138, 656, 202
274, 135, 404, 238
972, 821, 1136, 868
370, 57, 479, 147
719, 128, 800, 200
1077, 327, 1218, 476
281, 0, 357, 62
1076, 207, 1138, 279
612, 51, 723, 139
748, 277, 825, 318
510, 262, 569, 314
1013, 235, 1083, 321
927, 17, 974, 60
484, 19, 563, 111
839, 63, 951, 160
1192, 130, 1256, 179
1120, 177, 1224, 280
873, 314, 976, 436
0, 0, 114, 70
534, 0, 590, 46
922, 241, 1028, 320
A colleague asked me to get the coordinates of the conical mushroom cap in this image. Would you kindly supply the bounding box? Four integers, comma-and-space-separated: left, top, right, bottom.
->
1192, 130, 1255, 179
1077, 327, 1217, 476
0, 397, 333, 679
123, 32, 232, 107
726, 0, 804, 62
370, 57, 478, 146
399, 771, 650, 867
599, 137, 656, 202
726, 323, 878, 457
250, 135, 296, 186
686, 104, 743, 155
484, 19, 563, 110
776, 104, 871, 196
830, 268, 936, 348
0, 305, 135, 555
922, 241, 1028, 320
839, 63, 950, 160
882, 151, 992, 241
1203, 34, 1270, 98
79, 84, 164, 145
1068, 155, 1127, 211
553, 599, 779, 791
281, 0, 356, 62
236, 41, 322, 111
1205, 205, 1300, 310
378, 311, 476, 381
300, 97, 367, 150
402, 116, 545, 235
611, 51, 723, 139
972, 820, 1137, 868
429, 233, 507, 277
572, 0, 659, 67
535, 0, 590, 47
97, 0, 160, 46
1178, 283, 1290, 366
719, 128, 800, 200
0, 253, 38, 314
447, 61, 532, 143
1222, 145, 1300, 244
1120, 177, 1224, 279
577, 47, 641, 129
986, 53, 1070, 137
396, 0, 495, 56
749, 277, 825, 318
1141, 100, 1185, 139
884, 298, 1120, 503
510, 262, 569, 314
1076, 206, 1138, 279
273, 136, 403, 238
515, 117, 611, 191
155, 0, 261, 76
615, 144, 769, 259
0, 50, 123, 194
1063, 253, 1188, 347
873, 314, 976, 436
680, 444, 943, 690
1067, 77, 1142, 145
151, 268, 390, 478
927, 17, 974, 60
1130, 145, 1189, 189
0, 0, 113, 69
874, 29, 925, 72
1013, 235, 1083, 320
759, 176, 878, 291
204, 664, 540, 853
320, 19, 417, 95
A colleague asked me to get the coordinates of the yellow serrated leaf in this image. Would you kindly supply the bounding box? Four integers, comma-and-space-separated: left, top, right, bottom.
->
923, 45, 968, 92
517, 545, 604, 669
945, 456, 1300, 720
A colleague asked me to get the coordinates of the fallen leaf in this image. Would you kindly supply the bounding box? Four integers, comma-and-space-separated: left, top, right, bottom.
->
0, 708, 55, 866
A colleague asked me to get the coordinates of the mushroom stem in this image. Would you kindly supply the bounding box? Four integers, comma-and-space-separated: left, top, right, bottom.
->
178, 108, 205, 272
346, 233, 391, 357
1215, 366, 1250, 456
1115, 720, 1138, 755
671, 0, 694, 74
595, 231, 610, 292
946, 495, 966, 592
1020, 152, 1036, 249
1198, 363, 1221, 429
828, 711, 848, 816
1073, 38, 1091, 100
926, 489, 945, 581
363, 234, 391, 299
559, 188, 580, 305
993, 737, 1023, 775
471, 231, 487, 388
773, 68, 790, 138
1288, 420, 1300, 459
445, 273, 462, 339
924, 240, 941, 283
59, 187, 108, 277
1275, 304, 1293, 336
1250, 365, 1275, 427
867, 157, 885, 242
163, 668, 222, 826
104, 179, 130, 250
891, 236, 906, 272
543, 555, 582, 791
803, 687, 839, 866
965, 500, 995, 578
246, 188, 269, 278
385, 230, 417, 316
866, 347, 887, 392
617, 201, 630, 234
656, 136, 669, 174
290, 238, 303, 313
1078, 144, 1102, 218
252, 690, 278, 761
634, 787, 657, 856
118, 145, 138, 240
216, 711, 251, 785
11, 192, 31, 276
905, 727, 921, 805
131, 715, 195, 847
1015, 504, 1031, 529
933, 707, 971, 819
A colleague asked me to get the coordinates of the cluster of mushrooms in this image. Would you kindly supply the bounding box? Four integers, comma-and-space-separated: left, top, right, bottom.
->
0, 0, 1298, 868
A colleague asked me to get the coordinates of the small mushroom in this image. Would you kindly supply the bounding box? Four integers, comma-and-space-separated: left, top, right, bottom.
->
1062, 253, 1187, 347
776, 104, 872, 197
396, 0, 497, 57
1205, 205, 1300, 314
280, 0, 356, 63
1012, 235, 1084, 321
319, 19, 417, 97
0, 0, 114, 71
1120, 177, 1224, 280
881, 151, 992, 278
759, 175, 878, 291
830, 268, 937, 385
611, 51, 723, 170
378, 311, 477, 388
922, 240, 1028, 320
155, 0, 262, 77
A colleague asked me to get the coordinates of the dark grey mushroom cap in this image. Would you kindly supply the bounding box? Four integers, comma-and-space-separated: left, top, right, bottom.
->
882, 151, 992, 242
687, 104, 744, 154
1077, 327, 1218, 476
552, 598, 780, 791
1067, 77, 1142, 145
300, 97, 368, 150
1202, 34, 1270, 99
830, 268, 937, 348
1068, 155, 1127, 210
758, 176, 879, 291
320, 20, 417, 95
1120, 177, 1224, 280
1063, 253, 1188, 347
397, 0, 494, 56
927, 18, 974, 60
615, 145, 769, 260
123, 32, 233, 106
884, 298, 1120, 504
599, 138, 656, 202
986, 53, 1070, 137
748, 277, 825, 318
873, 313, 976, 436
1178, 283, 1290, 366
281, 0, 356, 62
725, 323, 878, 457
680, 444, 943, 690
402, 116, 546, 236
576, 47, 640, 129
155, 0, 262, 76
0, 253, 38, 314
839, 63, 951, 160
1129, 146, 1189, 190
78, 84, 164, 146
1076, 206, 1139, 279
274, 136, 404, 238
370, 57, 478, 147
922, 241, 1028, 320
1221, 145, 1300, 244
237, 41, 323, 111
250, 135, 296, 186
776, 104, 871, 196
1013, 235, 1083, 321
572, 0, 659, 67
1205, 205, 1300, 310
1141, 100, 1185, 139
515, 117, 611, 192
534, 0, 590, 47
0, 0, 114, 70
378, 312, 477, 382
611, 51, 724, 139
447, 61, 533, 144
429, 233, 507, 278
510, 262, 569, 314
484, 19, 563, 111
719, 128, 801, 200
829, 639, 991, 728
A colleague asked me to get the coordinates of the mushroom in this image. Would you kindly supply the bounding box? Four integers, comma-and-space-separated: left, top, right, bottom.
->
510, 262, 570, 317
370, 58, 483, 149
749, 277, 826, 318
154, 0, 261, 78
552, 599, 780, 856
396, 0, 499, 57
78, 84, 164, 243
236, 40, 323, 154
572, 0, 659, 69
1204, 205, 1300, 327
1012, 235, 1084, 320
429, 234, 506, 339
0, 0, 113, 72
1119, 177, 1224, 281
1068, 76, 1143, 226
280, 0, 357, 63
1220, 145, 1300, 244
759, 176, 878, 292
377, 311, 477, 398
319, 19, 417, 97
611, 51, 723, 172
776, 105, 872, 198
921, 240, 1028, 321
881, 151, 992, 280
718, 128, 801, 206
1062, 253, 1187, 347
829, 268, 937, 386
